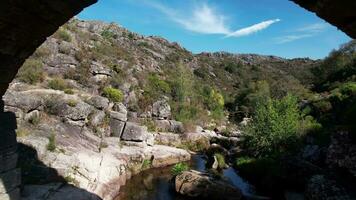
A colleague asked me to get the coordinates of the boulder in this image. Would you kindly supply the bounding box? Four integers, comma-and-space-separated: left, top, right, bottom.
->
152, 99, 171, 119
89, 110, 106, 127
110, 111, 127, 122
168, 120, 184, 133
326, 131, 356, 176
3, 91, 42, 113
110, 119, 125, 138
88, 96, 109, 110
121, 122, 148, 142
151, 145, 190, 168
154, 120, 170, 132
305, 175, 352, 200
56, 101, 93, 121
175, 170, 242, 200
24, 110, 40, 123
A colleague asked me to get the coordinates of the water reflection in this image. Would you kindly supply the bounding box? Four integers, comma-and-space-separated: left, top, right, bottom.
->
116, 154, 255, 200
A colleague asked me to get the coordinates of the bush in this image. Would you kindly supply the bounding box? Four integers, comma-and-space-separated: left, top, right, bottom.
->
102, 87, 123, 102
245, 94, 301, 157
47, 133, 56, 152
67, 99, 77, 107
17, 59, 44, 84
54, 27, 72, 42
48, 78, 69, 91
142, 159, 152, 170
64, 88, 74, 94
171, 162, 189, 176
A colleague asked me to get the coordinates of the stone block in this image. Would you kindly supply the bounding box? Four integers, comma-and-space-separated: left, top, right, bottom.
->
110, 119, 125, 138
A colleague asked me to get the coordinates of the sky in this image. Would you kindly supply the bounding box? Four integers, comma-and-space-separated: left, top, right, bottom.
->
78, 0, 352, 59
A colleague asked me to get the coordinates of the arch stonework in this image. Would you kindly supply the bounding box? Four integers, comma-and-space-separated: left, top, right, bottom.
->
0, 0, 97, 97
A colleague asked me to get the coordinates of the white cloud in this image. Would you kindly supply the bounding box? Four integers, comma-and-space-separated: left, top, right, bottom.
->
226, 19, 281, 37
276, 22, 329, 44
296, 22, 329, 33
144, 1, 279, 37
275, 34, 313, 44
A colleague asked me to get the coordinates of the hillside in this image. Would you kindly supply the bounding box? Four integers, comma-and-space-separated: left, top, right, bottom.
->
4, 18, 356, 199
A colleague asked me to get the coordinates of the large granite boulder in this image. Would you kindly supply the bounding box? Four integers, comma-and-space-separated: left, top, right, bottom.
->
3, 91, 43, 113
175, 170, 242, 200
121, 122, 148, 142
54, 101, 93, 121
110, 119, 125, 138
87, 96, 109, 110
305, 175, 352, 200
326, 131, 356, 176
152, 99, 171, 119
154, 120, 184, 133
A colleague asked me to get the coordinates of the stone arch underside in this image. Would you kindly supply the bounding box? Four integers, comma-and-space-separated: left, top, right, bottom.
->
0, 0, 355, 98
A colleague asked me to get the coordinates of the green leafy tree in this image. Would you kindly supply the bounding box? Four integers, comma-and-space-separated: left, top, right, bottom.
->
245, 94, 301, 157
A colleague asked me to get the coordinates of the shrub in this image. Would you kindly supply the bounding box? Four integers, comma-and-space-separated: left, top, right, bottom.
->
102, 87, 123, 102
101, 29, 116, 40
17, 59, 44, 84
54, 27, 72, 42
171, 162, 189, 176
67, 99, 77, 107
48, 78, 68, 91
142, 159, 152, 170
16, 128, 31, 137
47, 133, 56, 152
64, 88, 74, 94
245, 94, 301, 157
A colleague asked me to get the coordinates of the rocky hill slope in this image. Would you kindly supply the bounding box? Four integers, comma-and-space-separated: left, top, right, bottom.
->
4, 18, 354, 199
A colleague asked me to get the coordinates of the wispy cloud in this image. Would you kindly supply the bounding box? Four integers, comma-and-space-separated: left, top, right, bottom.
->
144, 1, 279, 37
276, 22, 329, 44
226, 19, 281, 37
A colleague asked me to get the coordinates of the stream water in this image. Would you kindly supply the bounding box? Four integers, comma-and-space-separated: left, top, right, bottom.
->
116, 154, 256, 200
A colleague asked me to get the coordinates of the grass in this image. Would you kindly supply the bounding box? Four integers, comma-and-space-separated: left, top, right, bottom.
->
171, 162, 189, 176
16, 128, 31, 137
46, 133, 56, 152
67, 99, 77, 107
48, 78, 69, 91
142, 159, 152, 170
17, 59, 44, 84
54, 27, 72, 42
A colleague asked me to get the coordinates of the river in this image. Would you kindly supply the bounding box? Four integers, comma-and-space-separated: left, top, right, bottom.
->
116, 154, 256, 200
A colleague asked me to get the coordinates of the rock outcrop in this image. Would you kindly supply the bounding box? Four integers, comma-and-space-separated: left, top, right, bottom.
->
175, 170, 242, 200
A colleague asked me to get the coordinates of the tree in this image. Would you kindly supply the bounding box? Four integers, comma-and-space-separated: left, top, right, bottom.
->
245, 94, 301, 157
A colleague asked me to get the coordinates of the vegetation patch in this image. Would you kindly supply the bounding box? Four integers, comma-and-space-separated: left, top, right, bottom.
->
46, 133, 56, 152
171, 162, 189, 176
102, 87, 123, 102
17, 59, 44, 84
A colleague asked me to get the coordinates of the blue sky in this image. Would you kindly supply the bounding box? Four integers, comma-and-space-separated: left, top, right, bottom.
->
78, 0, 352, 59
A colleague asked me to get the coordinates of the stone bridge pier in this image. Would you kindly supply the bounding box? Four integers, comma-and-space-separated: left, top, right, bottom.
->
0, 100, 20, 200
